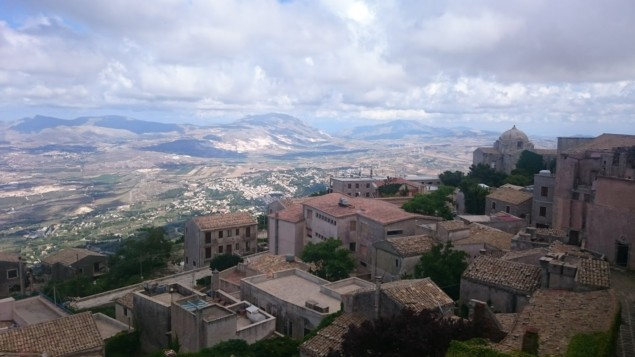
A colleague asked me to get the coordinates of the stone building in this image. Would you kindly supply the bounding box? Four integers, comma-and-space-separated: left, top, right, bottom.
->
329, 177, 378, 198
371, 235, 435, 281
486, 188, 533, 220
460, 256, 541, 313
184, 212, 258, 270
0, 252, 25, 298
473, 125, 556, 174
552, 134, 635, 268
532, 170, 555, 228
41, 248, 108, 282
267, 198, 310, 257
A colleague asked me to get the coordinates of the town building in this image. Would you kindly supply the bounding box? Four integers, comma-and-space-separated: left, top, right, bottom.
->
329, 177, 378, 198
40, 248, 108, 282
485, 188, 533, 220
267, 198, 311, 257
552, 134, 635, 268
473, 125, 556, 174
240, 268, 373, 339
371, 235, 435, 281
0, 253, 25, 298
299, 313, 366, 357
114, 292, 134, 329
269, 193, 436, 269
460, 256, 542, 313
422, 220, 514, 260
458, 211, 526, 234
403, 175, 442, 191
184, 212, 258, 270
171, 298, 275, 353
532, 170, 555, 228
0, 312, 104, 356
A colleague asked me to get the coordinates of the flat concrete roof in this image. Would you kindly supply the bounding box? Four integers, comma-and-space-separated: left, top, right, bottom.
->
202, 305, 233, 321
13, 297, 68, 325
252, 274, 340, 313
93, 313, 130, 340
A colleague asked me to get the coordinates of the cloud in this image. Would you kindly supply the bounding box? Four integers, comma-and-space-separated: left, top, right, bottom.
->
0, 0, 634, 134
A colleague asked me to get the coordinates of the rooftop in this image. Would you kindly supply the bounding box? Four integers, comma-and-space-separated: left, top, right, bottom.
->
0, 252, 21, 263
0, 312, 103, 357
377, 235, 435, 257
437, 220, 468, 232
487, 188, 532, 205
270, 198, 310, 223
40, 248, 105, 266
243, 269, 341, 314
304, 193, 422, 225
495, 289, 618, 356
115, 292, 134, 310
566, 133, 635, 156
299, 313, 367, 357
241, 253, 309, 278
462, 256, 541, 294
455, 223, 513, 251
352, 278, 454, 313
12, 296, 68, 325
575, 259, 610, 289
192, 211, 256, 231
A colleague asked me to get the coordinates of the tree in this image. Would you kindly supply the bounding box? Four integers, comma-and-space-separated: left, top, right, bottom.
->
257, 214, 268, 230
439, 170, 465, 187
458, 179, 489, 214
301, 238, 355, 281
414, 241, 468, 300
333, 309, 480, 357
402, 186, 455, 220
209, 253, 243, 271
467, 164, 507, 187
514, 150, 544, 177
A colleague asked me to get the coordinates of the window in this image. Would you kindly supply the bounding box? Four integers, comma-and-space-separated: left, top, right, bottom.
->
395, 259, 400, 268
307, 209, 313, 219
365, 192, 370, 197
348, 183, 351, 188
218, 230, 223, 238
349, 221, 356, 231
349, 243, 356, 252
539, 206, 547, 217
517, 141, 523, 149
227, 229, 232, 237
193, 261, 197, 267
491, 202, 496, 210
386, 230, 403, 236
236, 228, 240, 236
246, 227, 251, 237
505, 206, 511, 213
366, 183, 370, 188
218, 246, 224, 254
205, 232, 212, 244
124, 307, 128, 316
246, 241, 251, 251
205, 247, 212, 259
7, 269, 17, 279
235, 243, 240, 251
355, 183, 359, 188
541, 186, 548, 197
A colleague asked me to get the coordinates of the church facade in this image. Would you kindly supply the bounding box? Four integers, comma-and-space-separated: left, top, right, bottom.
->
473, 126, 554, 174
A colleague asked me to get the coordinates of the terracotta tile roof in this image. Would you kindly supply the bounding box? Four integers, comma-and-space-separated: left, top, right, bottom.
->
381, 278, 454, 313
487, 188, 532, 205
270, 198, 308, 223
536, 228, 566, 238
502, 248, 549, 262
566, 133, 635, 156
495, 289, 618, 356
243, 253, 309, 278
41, 248, 106, 266
192, 211, 256, 230
437, 220, 468, 231
0, 312, 104, 356
383, 235, 435, 257
115, 293, 134, 310
575, 259, 610, 289
462, 256, 541, 294
495, 313, 518, 333
304, 193, 422, 225
0, 252, 21, 262
299, 313, 366, 357
454, 223, 513, 251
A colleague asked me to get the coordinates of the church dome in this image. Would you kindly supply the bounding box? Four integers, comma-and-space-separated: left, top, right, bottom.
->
499, 125, 529, 143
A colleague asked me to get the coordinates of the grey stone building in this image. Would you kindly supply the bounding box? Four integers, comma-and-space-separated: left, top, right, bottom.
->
371, 235, 435, 281
532, 170, 555, 228
486, 188, 533, 220
0, 252, 25, 297
41, 248, 108, 282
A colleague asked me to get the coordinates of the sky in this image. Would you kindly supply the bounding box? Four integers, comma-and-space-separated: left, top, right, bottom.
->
1, 0, 635, 136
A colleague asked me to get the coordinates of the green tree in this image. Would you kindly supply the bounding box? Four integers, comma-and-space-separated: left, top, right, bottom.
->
257, 214, 268, 230
439, 170, 465, 187
414, 241, 468, 300
514, 150, 544, 177
209, 253, 243, 271
458, 180, 489, 214
505, 174, 532, 187
402, 186, 455, 220
301, 238, 355, 281
467, 164, 507, 187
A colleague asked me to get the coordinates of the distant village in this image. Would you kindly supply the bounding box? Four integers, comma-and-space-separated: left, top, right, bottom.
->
0, 127, 633, 356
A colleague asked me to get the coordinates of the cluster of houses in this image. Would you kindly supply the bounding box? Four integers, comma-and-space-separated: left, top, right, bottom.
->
0, 128, 632, 356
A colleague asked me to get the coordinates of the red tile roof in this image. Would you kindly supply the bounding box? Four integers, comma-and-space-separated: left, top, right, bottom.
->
304, 193, 422, 225
192, 212, 256, 230
462, 256, 541, 294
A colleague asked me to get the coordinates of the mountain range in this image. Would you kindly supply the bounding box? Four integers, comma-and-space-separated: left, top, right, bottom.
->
2, 113, 497, 158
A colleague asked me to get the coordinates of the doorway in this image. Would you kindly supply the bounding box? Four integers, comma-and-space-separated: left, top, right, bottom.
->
616, 241, 629, 267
